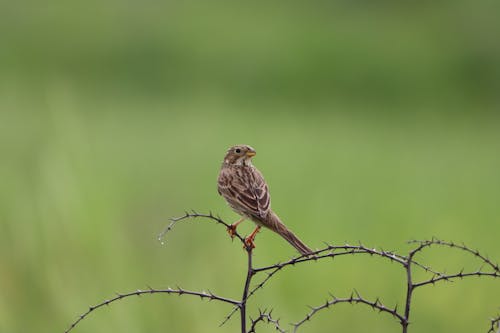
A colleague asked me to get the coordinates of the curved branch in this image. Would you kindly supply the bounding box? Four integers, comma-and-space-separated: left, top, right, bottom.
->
158, 210, 246, 245
248, 310, 286, 333
414, 270, 500, 288
255, 244, 407, 273
293, 291, 404, 332
64, 286, 239, 333
247, 244, 405, 309
408, 239, 500, 273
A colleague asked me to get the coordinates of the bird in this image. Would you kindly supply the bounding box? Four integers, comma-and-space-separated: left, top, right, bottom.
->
217, 144, 312, 255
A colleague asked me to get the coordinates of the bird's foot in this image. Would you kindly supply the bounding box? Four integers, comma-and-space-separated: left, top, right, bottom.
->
227, 224, 238, 239
243, 226, 261, 251
244, 236, 256, 250
226, 217, 245, 239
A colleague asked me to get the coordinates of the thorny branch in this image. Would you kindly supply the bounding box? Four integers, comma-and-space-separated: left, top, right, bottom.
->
414, 270, 500, 288
221, 241, 455, 325
64, 286, 239, 333
248, 309, 286, 333
408, 238, 500, 273
158, 210, 247, 245
292, 291, 404, 332
65, 211, 499, 333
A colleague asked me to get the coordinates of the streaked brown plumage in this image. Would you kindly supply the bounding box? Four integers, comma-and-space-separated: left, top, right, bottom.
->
217, 145, 312, 255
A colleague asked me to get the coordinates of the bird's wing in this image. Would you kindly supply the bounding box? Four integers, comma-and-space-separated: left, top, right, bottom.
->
218, 166, 270, 220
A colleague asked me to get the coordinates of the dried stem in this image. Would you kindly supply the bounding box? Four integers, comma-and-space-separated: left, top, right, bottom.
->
414, 270, 500, 288
402, 248, 417, 332
158, 210, 247, 245
240, 247, 254, 333
293, 291, 404, 332
221, 244, 409, 326
65, 213, 499, 333
408, 239, 500, 273
248, 309, 286, 333
64, 286, 239, 333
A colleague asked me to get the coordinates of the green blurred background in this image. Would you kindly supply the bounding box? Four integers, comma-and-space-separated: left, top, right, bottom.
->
1, 1, 499, 332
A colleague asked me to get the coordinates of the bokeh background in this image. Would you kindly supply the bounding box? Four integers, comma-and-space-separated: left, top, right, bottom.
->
1, 1, 499, 332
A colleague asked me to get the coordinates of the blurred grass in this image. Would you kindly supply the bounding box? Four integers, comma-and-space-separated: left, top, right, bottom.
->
1, 1, 499, 332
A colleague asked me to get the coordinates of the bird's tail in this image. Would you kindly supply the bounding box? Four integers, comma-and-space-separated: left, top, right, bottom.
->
266, 211, 312, 256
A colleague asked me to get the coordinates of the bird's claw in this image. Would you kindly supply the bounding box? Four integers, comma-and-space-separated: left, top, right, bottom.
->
227, 224, 237, 239
244, 236, 256, 250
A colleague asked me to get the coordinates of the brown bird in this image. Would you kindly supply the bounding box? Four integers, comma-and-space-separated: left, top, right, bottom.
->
217, 144, 312, 255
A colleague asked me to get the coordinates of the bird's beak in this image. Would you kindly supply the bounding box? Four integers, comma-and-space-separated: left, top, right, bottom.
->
246, 151, 256, 157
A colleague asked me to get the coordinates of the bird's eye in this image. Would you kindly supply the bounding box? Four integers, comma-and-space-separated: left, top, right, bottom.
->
235, 148, 241, 154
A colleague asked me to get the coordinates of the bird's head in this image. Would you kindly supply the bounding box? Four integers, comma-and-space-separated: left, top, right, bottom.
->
223, 145, 256, 166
